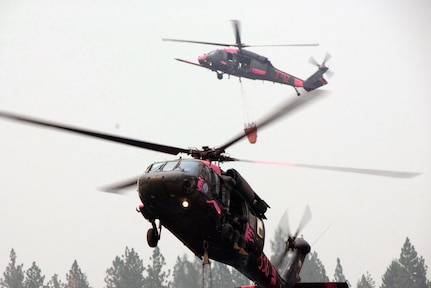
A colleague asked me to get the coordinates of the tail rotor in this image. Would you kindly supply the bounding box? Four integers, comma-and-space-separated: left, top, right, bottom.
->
309, 53, 334, 78
274, 205, 312, 270
303, 53, 333, 91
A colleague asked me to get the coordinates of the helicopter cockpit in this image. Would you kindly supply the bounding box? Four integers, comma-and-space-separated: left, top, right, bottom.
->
143, 159, 221, 200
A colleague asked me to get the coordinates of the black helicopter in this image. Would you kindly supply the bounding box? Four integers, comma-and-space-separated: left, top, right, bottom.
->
0, 93, 419, 288
163, 20, 331, 96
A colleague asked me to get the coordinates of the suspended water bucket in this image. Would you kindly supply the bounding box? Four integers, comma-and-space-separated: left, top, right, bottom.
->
244, 122, 257, 144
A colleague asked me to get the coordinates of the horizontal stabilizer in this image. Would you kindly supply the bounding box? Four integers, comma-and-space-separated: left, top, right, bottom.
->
303, 68, 328, 91
293, 282, 349, 288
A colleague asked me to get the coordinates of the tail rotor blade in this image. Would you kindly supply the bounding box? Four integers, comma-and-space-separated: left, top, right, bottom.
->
294, 205, 312, 238
323, 53, 332, 66
274, 206, 311, 270
325, 70, 335, 79
309, 56, 319, 67
278, 210, 291, 238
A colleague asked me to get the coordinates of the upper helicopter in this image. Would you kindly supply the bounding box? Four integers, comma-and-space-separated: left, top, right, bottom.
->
0, 93, 419, 288
163, 20, 331, 96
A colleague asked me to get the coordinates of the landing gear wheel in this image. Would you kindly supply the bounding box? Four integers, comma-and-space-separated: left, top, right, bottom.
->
217, 72, 223, 80
147, 228, 159, 248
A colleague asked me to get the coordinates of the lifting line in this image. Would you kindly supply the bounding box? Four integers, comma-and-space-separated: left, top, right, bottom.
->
202, 240, 213, 288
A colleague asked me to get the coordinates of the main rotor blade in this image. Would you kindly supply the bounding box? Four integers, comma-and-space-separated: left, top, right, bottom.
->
0, 111, 189, 156
245, 43, 319, 48
231, 20, 243, 49
219, 90, 327, 151
235, 159, 421, 178
99, 177, 139, 193
162, 38, 233, 47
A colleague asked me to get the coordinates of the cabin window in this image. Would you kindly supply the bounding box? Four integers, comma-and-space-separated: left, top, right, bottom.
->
227, 52, 233, 61
238, 56, 250, 69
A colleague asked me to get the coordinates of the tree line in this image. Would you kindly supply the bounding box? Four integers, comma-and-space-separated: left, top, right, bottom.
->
1, 237, 430, 287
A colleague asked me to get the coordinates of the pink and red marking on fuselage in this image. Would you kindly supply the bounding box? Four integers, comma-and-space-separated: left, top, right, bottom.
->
199, 160, 222, 175
274, 69, 304, 87
222, 47, 239, 54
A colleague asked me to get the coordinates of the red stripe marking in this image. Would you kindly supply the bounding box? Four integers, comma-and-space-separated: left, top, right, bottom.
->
251, 67, 266, 75
206, 200, 221, 214
294, 78, 304, 87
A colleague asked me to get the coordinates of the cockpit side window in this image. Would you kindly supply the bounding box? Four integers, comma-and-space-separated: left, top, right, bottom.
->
197, 164, 221, 198
209, 168, 220, 198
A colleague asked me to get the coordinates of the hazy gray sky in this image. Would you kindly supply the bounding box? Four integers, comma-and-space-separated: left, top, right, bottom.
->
1, 0, 430, 286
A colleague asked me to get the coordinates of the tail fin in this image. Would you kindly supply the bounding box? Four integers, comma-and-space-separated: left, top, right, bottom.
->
280, 238, 310, 284
303, 54, 331, 92
303, 66, 329, 92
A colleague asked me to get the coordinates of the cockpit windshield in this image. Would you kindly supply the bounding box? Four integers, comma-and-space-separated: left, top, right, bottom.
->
147, 162, 164, 173
146, 160, 200, 175
208, 50, 219, 56
162, 161, 178, 171
175, 160, 199, 174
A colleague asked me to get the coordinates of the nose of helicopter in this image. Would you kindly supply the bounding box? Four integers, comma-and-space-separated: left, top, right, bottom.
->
138, 171, 197, 213
198, 53, 207, 64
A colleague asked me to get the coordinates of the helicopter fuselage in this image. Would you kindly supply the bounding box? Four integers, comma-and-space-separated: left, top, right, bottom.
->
198, 48, 305, 87
137, 158, 287, 287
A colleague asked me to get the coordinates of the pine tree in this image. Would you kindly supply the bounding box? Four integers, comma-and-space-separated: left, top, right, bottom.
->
44, 274, 64, 288
357, 271, 375, 288
381, 237, 429, 288
24, 261, 45, 288
64, 260, 91, 288
299, 251, 329, 282
381, 259, 409, 288
333, 257, 347, 282
211, 261, 233, 287
0, 249, 25, 288
270, 227, 287, 265
231, 267, 251, 287
145, 247, 170, 288
172, 255, 200, 288
105, 247, 145, 288
399, 237, 428, 288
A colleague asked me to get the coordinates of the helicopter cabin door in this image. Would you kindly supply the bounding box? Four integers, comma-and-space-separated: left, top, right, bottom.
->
237, 55, 251, 75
